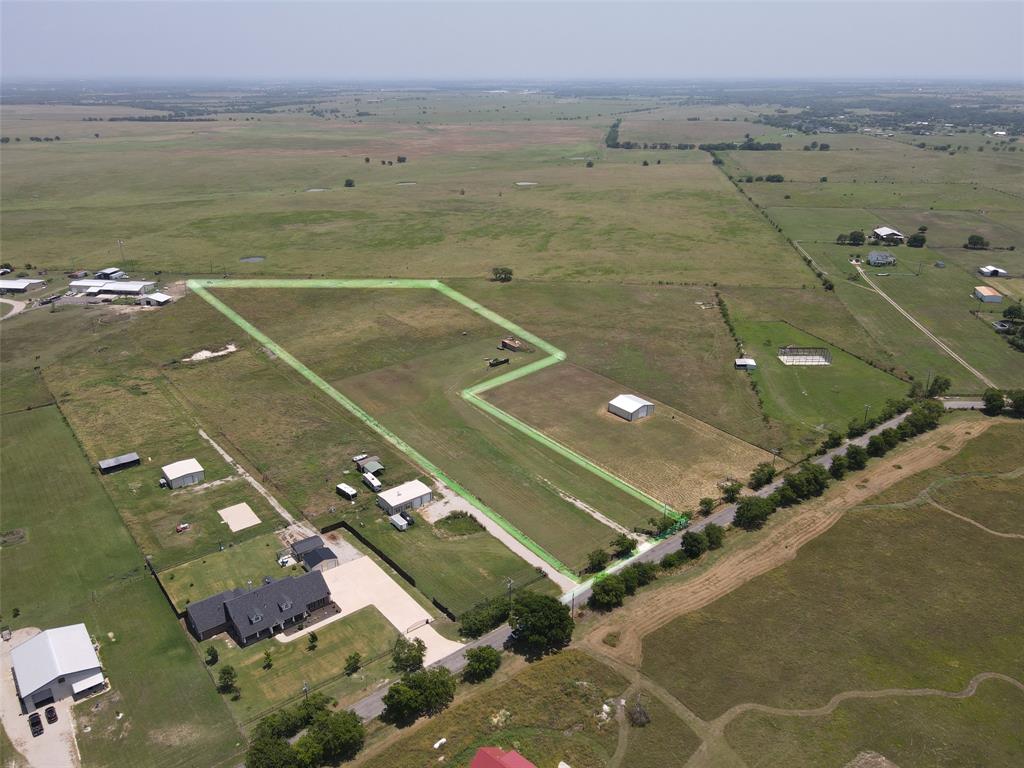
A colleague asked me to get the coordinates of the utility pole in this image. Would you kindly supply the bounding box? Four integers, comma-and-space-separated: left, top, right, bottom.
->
505, 577, 514, 616
863, 403, 872, 426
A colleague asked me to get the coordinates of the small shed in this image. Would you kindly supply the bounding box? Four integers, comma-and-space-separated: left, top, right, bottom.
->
501, 337, 525, 352
98, 452, 140, 475
302, 547, 339, 572
734, 358, 757, 370
377, 479, 433, 514
94, 268, 123, 280
292, 535, 324, 557
389, 514, 409, 531
161, 458, 205, 489
608, 394, 654, 422
974, 286, 1003, 303
355, 455, 384, 474
138, 292, 172, 306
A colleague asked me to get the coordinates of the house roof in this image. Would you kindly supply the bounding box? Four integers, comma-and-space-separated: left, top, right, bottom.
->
872, 226, 903, 238
975, 286, 1001, 297
185, 589, 245, 635
302, 547, 338, 570
98, 452, 140, 470
292, 535, 324, 556
161, 458, 203, 480
223, 572, 330, 637
355, 455, 381, 470
377, 479, 433, 508
146, 292, 173, 303
11, 624, 102, 698
470, 747, 537, 768
608, 394, 654, 413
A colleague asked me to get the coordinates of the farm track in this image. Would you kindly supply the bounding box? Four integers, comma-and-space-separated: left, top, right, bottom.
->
577, 418, 995, 669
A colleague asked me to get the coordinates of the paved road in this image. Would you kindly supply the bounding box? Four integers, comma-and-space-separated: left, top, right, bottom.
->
345, 408, 940, 722
855, 265, 995, 389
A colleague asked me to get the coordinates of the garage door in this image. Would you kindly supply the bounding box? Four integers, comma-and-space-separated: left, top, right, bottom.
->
32, 690, 54, 708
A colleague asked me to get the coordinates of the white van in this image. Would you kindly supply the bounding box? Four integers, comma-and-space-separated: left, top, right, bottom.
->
362, 472, 382, 491
336, 483, 358, 500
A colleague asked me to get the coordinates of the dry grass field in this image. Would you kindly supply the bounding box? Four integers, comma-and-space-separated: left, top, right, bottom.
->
484, 362, 773, 509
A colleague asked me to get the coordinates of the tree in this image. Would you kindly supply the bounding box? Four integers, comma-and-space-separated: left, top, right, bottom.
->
627, 697, 651, 727
263, 649, 273, 670
491, 266, 514, 283
306, 631, 318, 651
1007, 389, 1024, 417
836, 233, 849, 245
585, 160, 594, 168
1003, 303, 1024, 320
205, 646, 219, 666
619, 561, 658, 594
866, 434, 888, 457
509, 591, 573, 657
380, 680, 423, 725
586, 548, 611, 572
703, 523, 725, 550
848, 230, 866, 246
589, 574, 627, 610
698, 497, 717, 516
965, 234, 989, 249
463, 646, 502, 682
823, 430, 844, 449
747, 461, 776, 490
217, 665, 238, 695
299, 709, 365, 764
344, 178, 355, 188
982, 388, 1005, 415
829, 454, 849, 480
733, 496, 775, 531
918, 225, 928, 232
722, 481, 743, 503
245, 733, 297, 768
907, 232, 926, 248
680, 530, 709, 559
927, 375, 952, 398
458, 596, 510, 638
610, 533, 637, 558
413, 668, 457, 715
845, 444, 869, 471
392, 636, 426, 673
344, 651, 362, 676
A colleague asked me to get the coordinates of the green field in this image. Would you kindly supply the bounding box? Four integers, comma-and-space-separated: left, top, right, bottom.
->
0, 407, 242, 768
641, 422, 1024, 723
732, 319, 909, 454
200, 606, 399, 724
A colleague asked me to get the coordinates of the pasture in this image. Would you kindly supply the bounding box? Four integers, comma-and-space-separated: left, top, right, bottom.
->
640, 422, 1024, 723
484, 362, 773, 509
0, 407, 242, 768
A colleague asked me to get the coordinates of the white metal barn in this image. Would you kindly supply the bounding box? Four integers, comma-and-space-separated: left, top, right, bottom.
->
376, 479, 433, 514
0, 278, 46, 293
11, 624, 105, 711
161, 458, 205, 489
978, 266, 1009, 278
974, 286, 1003, 303
734, 358, 757, 370
872, 226, 904, 242
608, 394, 655, 421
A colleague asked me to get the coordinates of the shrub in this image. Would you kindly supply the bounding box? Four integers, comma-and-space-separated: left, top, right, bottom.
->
680, 530, 709, 559
463, 646, 502, 683
459, 595, 510, 638
703, 523, 725, 550
586, 548, 611, 573
747, 461, 776, 490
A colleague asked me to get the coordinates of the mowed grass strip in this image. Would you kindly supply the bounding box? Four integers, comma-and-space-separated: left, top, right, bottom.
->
484, 362, 773, 510
724, 675, 1024, 768
200, 606, 399, 723
0, 407, 242, 768
733, 320, 909, 454
641, 425, 1024, 720
362, 651, 628, 768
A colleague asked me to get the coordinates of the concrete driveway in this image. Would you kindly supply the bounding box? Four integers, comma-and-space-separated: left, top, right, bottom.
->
1, 628, 80, 768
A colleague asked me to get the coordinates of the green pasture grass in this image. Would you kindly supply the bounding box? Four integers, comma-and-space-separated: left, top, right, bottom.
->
0, 407, 242, 768
619, 103, 770, 144
620, 692, 702, 768
640, 426, 1024, 720
731, 320, 908, 454
160, 532, 287, 612
362, 651, 629, 768
338, 499, 558, 617
930, 475, 1024, 535
725, 675, 1024, 768
199, 606, 399, 724
484, 362, 773, 509
453, 279, 782, 452
752, 180, 1023, 215
435, 512, 486, 536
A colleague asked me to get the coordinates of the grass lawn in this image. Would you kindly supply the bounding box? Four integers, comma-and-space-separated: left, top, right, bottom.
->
200, 606, 399, 724
732, 320, 909, 455
362, 651, 629, 768
484, 362, 773, 510
640, 423, 1024, 720
620, 691, 702, 768
160, 532, 288, 612
339, 500, 558, 617
929, 474, 1024, 535
0, 407, 242, 768
725, 675, 1024, 768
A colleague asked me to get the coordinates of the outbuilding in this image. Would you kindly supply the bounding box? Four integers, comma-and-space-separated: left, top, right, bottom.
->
867, 250, 896, 266
376, 479, 433, 515
161, 458, 205, 489
0, 278, 46, 294
872, 226, 905, 242
69, 280, 155, 296
388, 514, 409, 531
355, 455, 384, 474
302, 546, 339, 572
138, 292, 172, 306
974, 286, 1003, 303
94, 268, 125, 280
98, 452, 140, 474
979, 266, 1009, 278
10, 624, 105, 711
607, 394, 654, 422
291, 535, 324, 557
734, 358, 757, 370
335, 483, 358, 500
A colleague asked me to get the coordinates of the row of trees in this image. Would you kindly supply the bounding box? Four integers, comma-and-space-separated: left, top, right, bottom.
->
586, 533, 638, 573
982, 388, 1024, 416
245, 694, 365, 768
698, 141, 781, 151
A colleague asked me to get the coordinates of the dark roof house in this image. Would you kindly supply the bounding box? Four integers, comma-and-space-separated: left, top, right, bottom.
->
185, 588, 245, 641
302, 547, 340, 572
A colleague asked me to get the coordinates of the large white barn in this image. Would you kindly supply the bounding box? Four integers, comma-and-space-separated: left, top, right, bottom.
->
607, 394, 654, 422
376, 479, 433, 514
161, 458, 205, 489
11, 624, 105, 711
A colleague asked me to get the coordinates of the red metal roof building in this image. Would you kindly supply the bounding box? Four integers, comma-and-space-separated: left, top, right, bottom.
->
470, 747, 537, 768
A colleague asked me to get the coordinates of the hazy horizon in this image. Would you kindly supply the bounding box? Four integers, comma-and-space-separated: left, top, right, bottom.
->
2, 1, 1022, 83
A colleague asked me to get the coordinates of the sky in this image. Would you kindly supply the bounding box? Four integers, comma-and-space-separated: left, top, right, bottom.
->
2, 1, 1022, 82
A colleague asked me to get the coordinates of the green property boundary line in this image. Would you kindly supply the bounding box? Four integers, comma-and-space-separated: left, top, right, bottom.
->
188, 278, 684, 583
